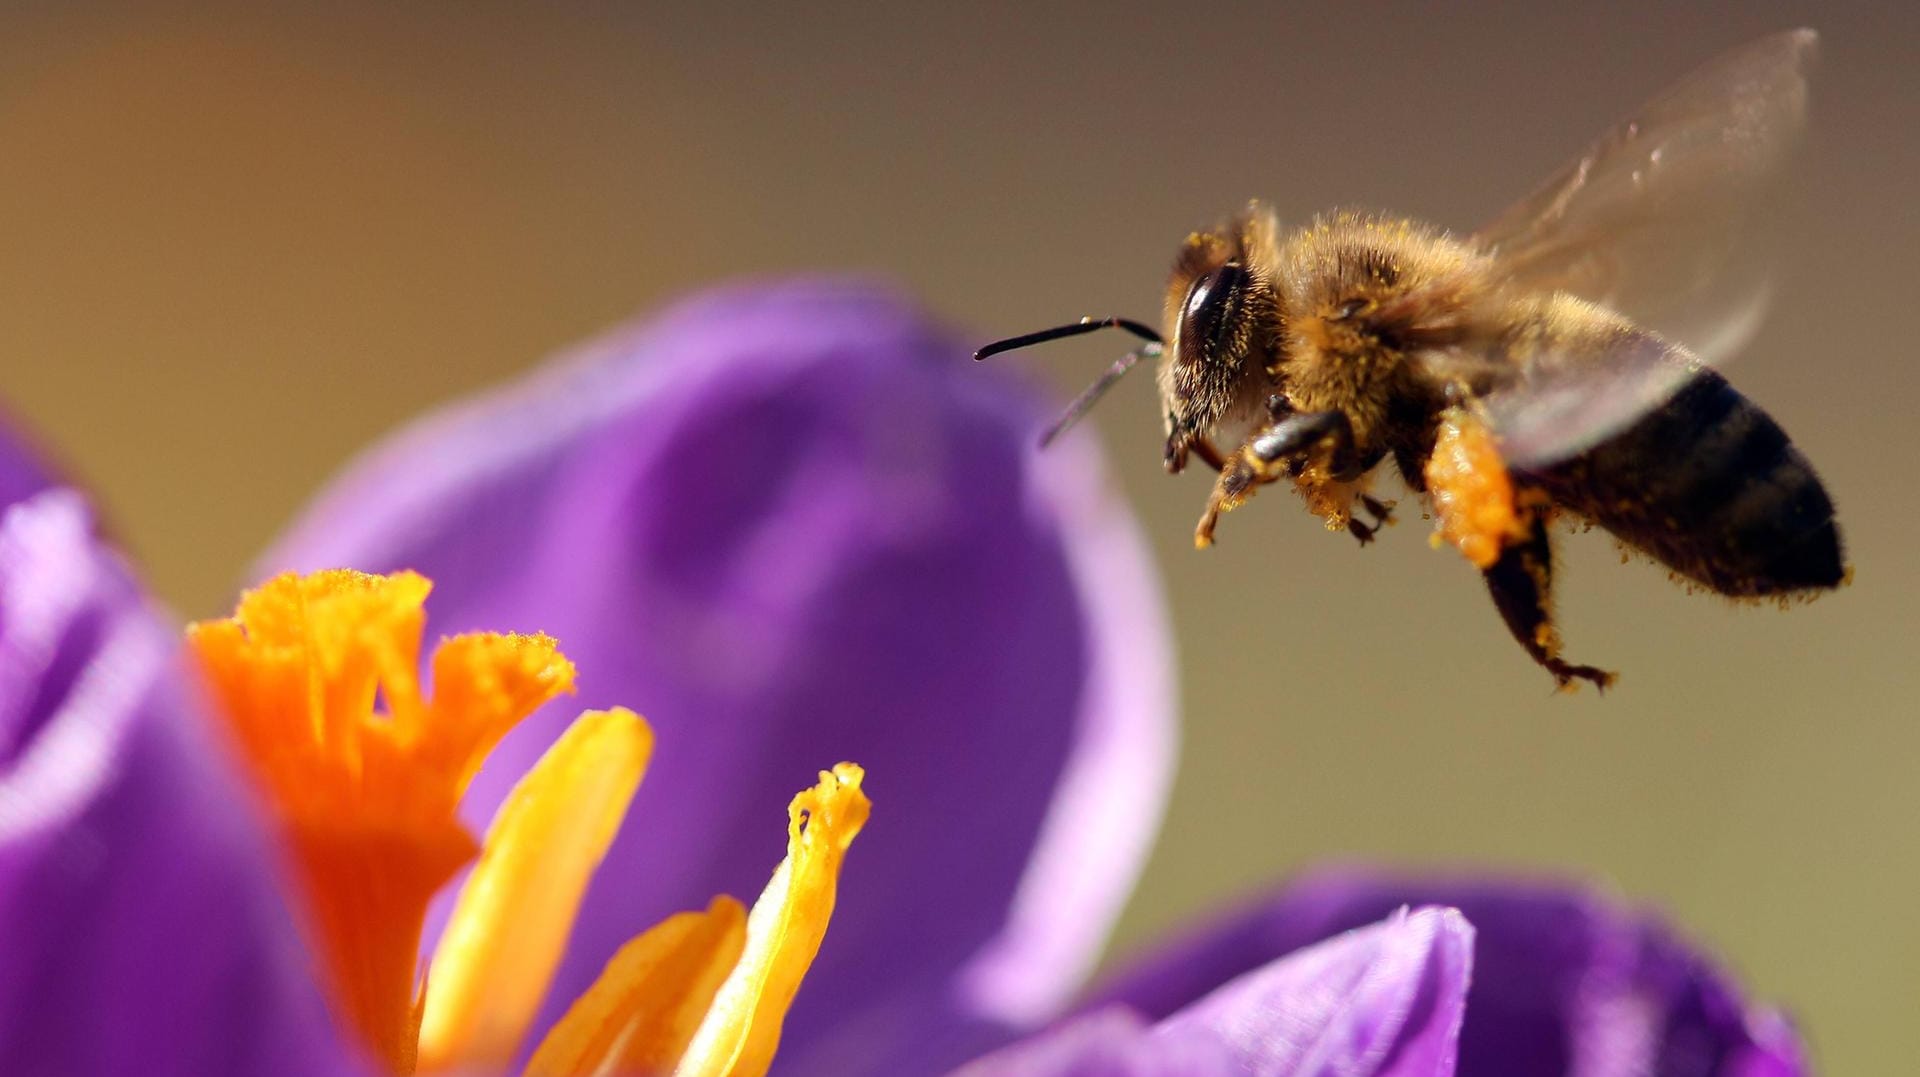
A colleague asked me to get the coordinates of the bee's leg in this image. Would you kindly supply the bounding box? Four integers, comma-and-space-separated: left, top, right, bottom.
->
1394, 446, 1428, 492
1165, 431, 1230, 475
1199, 411, 1362, 548
1482, 514, 1618, 693
1189, 436, 1229, 473
1346, 493, 1395, 546
1194, 429, 1298, 547
1194, 453, 1262, 548
1248, 410, 1356, 474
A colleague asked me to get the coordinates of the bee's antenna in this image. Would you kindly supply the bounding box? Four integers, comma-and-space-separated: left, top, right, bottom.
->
1037, 345, 1159, 445
973, 316, 1163, 361
974, 316, 1165, 445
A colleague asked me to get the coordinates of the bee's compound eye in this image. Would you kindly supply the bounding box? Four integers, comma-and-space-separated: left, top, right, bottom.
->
1180, 261, 1250, 358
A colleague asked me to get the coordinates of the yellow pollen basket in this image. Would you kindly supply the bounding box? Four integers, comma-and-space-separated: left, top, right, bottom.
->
187, 570, 869, 1077
1425, 409, 1531, 570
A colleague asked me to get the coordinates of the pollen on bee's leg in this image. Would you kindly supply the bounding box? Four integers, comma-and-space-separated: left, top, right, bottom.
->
1193, 510, 1220, 550
1425, 409, 1531, 569
1195, 461, 1258, 549
1532, 623, 1557, 653
1194, 493, 1234, 549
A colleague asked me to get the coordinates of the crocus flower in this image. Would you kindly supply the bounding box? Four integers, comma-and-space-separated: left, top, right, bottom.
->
186, 566, 871, 1076
261, 280, 1177, 1074
0, 280, 1174, 1075
0, 492, 870, 1076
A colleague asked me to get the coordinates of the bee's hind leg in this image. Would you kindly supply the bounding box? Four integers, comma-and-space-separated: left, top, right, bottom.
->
1483, 514, 1617, 693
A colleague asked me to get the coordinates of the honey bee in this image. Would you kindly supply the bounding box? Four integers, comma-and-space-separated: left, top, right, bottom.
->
977, 30, 1845, 690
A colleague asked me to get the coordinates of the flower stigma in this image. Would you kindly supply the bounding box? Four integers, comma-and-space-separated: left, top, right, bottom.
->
188, 569, 868, 1076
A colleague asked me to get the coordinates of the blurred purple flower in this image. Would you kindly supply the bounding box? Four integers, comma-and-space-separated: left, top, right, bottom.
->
0, 411, 55, 511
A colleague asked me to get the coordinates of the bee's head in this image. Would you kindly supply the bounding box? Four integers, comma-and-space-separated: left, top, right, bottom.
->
1159, 205, 1282, 471
970, 204, 1280, 465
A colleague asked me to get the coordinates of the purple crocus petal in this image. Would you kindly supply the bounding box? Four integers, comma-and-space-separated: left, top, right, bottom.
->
956, 907, 1471, 1077
949, 1007, 1236, 1077
1157, 906, 1471, 1077
0, 409, 55, 513
1090, 868, 1804, 1077
261, 279, 1176, 1074
0, 491, 359, 1076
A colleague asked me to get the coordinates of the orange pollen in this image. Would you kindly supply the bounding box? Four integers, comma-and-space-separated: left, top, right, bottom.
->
187, 570, 576, 1073
1425, 410, 1531, 569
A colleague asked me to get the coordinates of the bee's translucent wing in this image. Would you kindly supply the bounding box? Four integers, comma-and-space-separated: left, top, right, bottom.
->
1467, 29, 1816, 467
1478, 330, 1705, 470
1474, 29, 1816, 363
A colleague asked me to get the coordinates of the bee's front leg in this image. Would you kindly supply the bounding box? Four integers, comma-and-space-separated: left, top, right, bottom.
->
1163, 427, 1232, 474
1188, 437, 1230, 474
1194, 410, 1357, 548
1193, 448, 1266, 549
1249, 410, 1359, 476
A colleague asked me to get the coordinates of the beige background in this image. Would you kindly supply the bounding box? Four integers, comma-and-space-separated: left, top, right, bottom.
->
2, 4, 1914, 1070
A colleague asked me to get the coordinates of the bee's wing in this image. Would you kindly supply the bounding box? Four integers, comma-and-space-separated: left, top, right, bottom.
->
1465, 29, 1816, 468
1473, 29, 1816, 364
1475, 330, 1703, 470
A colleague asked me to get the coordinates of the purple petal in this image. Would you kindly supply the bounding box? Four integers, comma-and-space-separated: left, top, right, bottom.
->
0, 409, 56, 514
0, 491, 360, 1076
1090, 868, 1804, 1077
261, 279, 1176, 1074
950, 1008, 1236, 1077
956, 907, 1471, 1077
1156, 906, 1471, 1076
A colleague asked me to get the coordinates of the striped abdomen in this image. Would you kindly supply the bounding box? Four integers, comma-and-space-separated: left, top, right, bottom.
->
1528, 371, 1844, 596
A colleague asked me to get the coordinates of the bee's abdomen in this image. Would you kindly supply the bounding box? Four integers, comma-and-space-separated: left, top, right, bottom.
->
1531, 371, 1844, 596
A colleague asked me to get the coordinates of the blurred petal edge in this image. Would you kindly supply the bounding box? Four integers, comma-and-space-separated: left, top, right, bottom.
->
0, 490, 356, 1076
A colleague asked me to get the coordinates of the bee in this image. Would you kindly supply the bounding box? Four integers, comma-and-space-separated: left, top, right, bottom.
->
977, 29, 1845, 690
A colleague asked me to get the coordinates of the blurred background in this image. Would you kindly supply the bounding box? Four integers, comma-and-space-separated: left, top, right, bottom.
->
1, 2, 1914, 1069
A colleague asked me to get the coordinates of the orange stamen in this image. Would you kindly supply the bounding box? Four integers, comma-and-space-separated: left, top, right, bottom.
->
419, 708, 653, 1072
675, 764, 871, 1077
188, 570, 575, 1073
524, 898, 748, 1076
190, 569, 868, 1077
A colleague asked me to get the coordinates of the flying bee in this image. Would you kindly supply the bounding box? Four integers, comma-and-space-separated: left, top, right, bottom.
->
977, 29, 1845, 690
